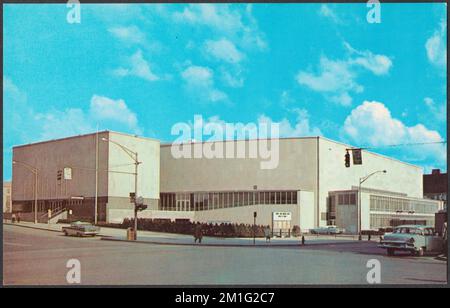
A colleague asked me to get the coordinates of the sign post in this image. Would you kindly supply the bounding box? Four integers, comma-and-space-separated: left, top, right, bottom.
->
253, 211, 257, 245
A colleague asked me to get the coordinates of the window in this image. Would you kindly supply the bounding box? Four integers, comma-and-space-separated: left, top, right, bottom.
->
350, 193, 356, 205
270, 192, 276, 204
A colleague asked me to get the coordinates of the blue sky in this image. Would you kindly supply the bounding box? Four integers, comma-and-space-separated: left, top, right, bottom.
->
3, 3, 447, 180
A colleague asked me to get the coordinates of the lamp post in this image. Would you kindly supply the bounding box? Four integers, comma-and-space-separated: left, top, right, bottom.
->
102, 138, 140, 239
358, 170, 387, 234
13, 160, 38, 224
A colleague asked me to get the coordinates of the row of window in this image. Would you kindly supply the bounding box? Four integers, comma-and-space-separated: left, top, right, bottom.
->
370, 195, 440, 214
370, 213, 434, 229
328, 193, 357, 208
159, 191, 298, 211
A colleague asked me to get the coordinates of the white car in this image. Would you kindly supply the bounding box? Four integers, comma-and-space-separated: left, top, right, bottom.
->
310, 226, 344, 235
378, 225, 443, 256
62, 221, 100, 237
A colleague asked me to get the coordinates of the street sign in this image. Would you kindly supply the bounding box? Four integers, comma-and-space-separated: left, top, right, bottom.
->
64, 167, 72, 180
273, 211, 292, 221
129, 192, 136, 203
352, 149, 362, 165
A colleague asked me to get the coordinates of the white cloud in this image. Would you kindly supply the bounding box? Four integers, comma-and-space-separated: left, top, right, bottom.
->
174, 4, 265, 51
90, 95, 140, 132
296, 44, 392, 106
345, 42, 392, 75
3, 77, 143, 143
204, 38, 244, 64
424, 97, 446, 123
425, 21, 446, 67
113, 50, 159, 82
173, 4, 244, 34
342, 100, 446, 165
221, 69, 244, 88
108, 25, 146, 44
318, 4, 342, 24
258, 109, 322, 138
181, 65, 228, 103
296, 56, 363, 106
34, 108, 94, 141
173, 4, 266, 89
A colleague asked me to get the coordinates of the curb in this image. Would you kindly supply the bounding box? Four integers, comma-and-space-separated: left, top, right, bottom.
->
4, 222, 113, 238
100, 236, 360, 248
4, 222, 62, 233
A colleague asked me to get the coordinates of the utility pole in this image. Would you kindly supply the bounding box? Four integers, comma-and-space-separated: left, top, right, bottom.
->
253, 211, 257, 245
134, 152, 139, 237
102, 137, 140, 240
94, 128, 98, 225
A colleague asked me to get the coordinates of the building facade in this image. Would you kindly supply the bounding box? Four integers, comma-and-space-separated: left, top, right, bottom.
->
9, 132, 442, 233
329, 187, 443, 233
11, 131, 160, 223
3, 181, 12, 213
157, 137, 434, 232
423, 169, 447, 210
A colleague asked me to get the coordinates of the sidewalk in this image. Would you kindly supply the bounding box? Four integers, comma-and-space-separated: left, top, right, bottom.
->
4, 220, 367, 247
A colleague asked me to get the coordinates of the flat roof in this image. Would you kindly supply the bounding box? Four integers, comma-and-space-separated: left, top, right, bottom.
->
12, 130, 159, 149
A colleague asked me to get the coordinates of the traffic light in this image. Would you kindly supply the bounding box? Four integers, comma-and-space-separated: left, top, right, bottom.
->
345, 150, 350, 168
135, 204, 148, 212
57, 170, 63, 181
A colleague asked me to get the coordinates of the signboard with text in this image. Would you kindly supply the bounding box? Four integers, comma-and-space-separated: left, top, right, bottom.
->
64, 167, 72, 180
272, 211, 292, 221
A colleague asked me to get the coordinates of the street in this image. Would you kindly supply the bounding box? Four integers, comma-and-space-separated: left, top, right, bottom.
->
3, 224, 447, 285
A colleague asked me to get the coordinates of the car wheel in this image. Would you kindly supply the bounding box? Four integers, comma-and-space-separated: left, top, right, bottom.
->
63, 231, 68, 236
387, 248, 395, 256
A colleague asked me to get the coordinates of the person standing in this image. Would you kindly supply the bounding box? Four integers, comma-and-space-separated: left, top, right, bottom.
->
264, 226, 271, 242
194, 223, 203, 244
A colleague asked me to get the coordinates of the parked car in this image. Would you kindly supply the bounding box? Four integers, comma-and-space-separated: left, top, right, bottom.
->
378, 225, 443, 256
310, 226, 344, 235
62, 221, 100, 237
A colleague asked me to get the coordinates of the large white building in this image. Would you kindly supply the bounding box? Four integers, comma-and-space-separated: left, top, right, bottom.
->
10, 132, 443, 233
11, 131, 159, 223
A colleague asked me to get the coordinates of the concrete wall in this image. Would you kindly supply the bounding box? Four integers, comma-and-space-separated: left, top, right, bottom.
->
12, 132, 110, 202
298, 190, 315, 232
161, 138, 318, 193
104, 132, 160, 222
193, 203, 300, 228
318, 137, 423, 227
107, 132, 160, 200
335, 204, 358, 233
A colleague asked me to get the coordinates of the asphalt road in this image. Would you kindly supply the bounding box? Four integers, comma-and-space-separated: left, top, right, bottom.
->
3, 224, 447, 285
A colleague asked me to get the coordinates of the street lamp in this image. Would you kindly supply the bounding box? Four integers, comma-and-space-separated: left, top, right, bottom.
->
13, 160, 38, 224
358, 170, 387, 234
102, 138, 140, 239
